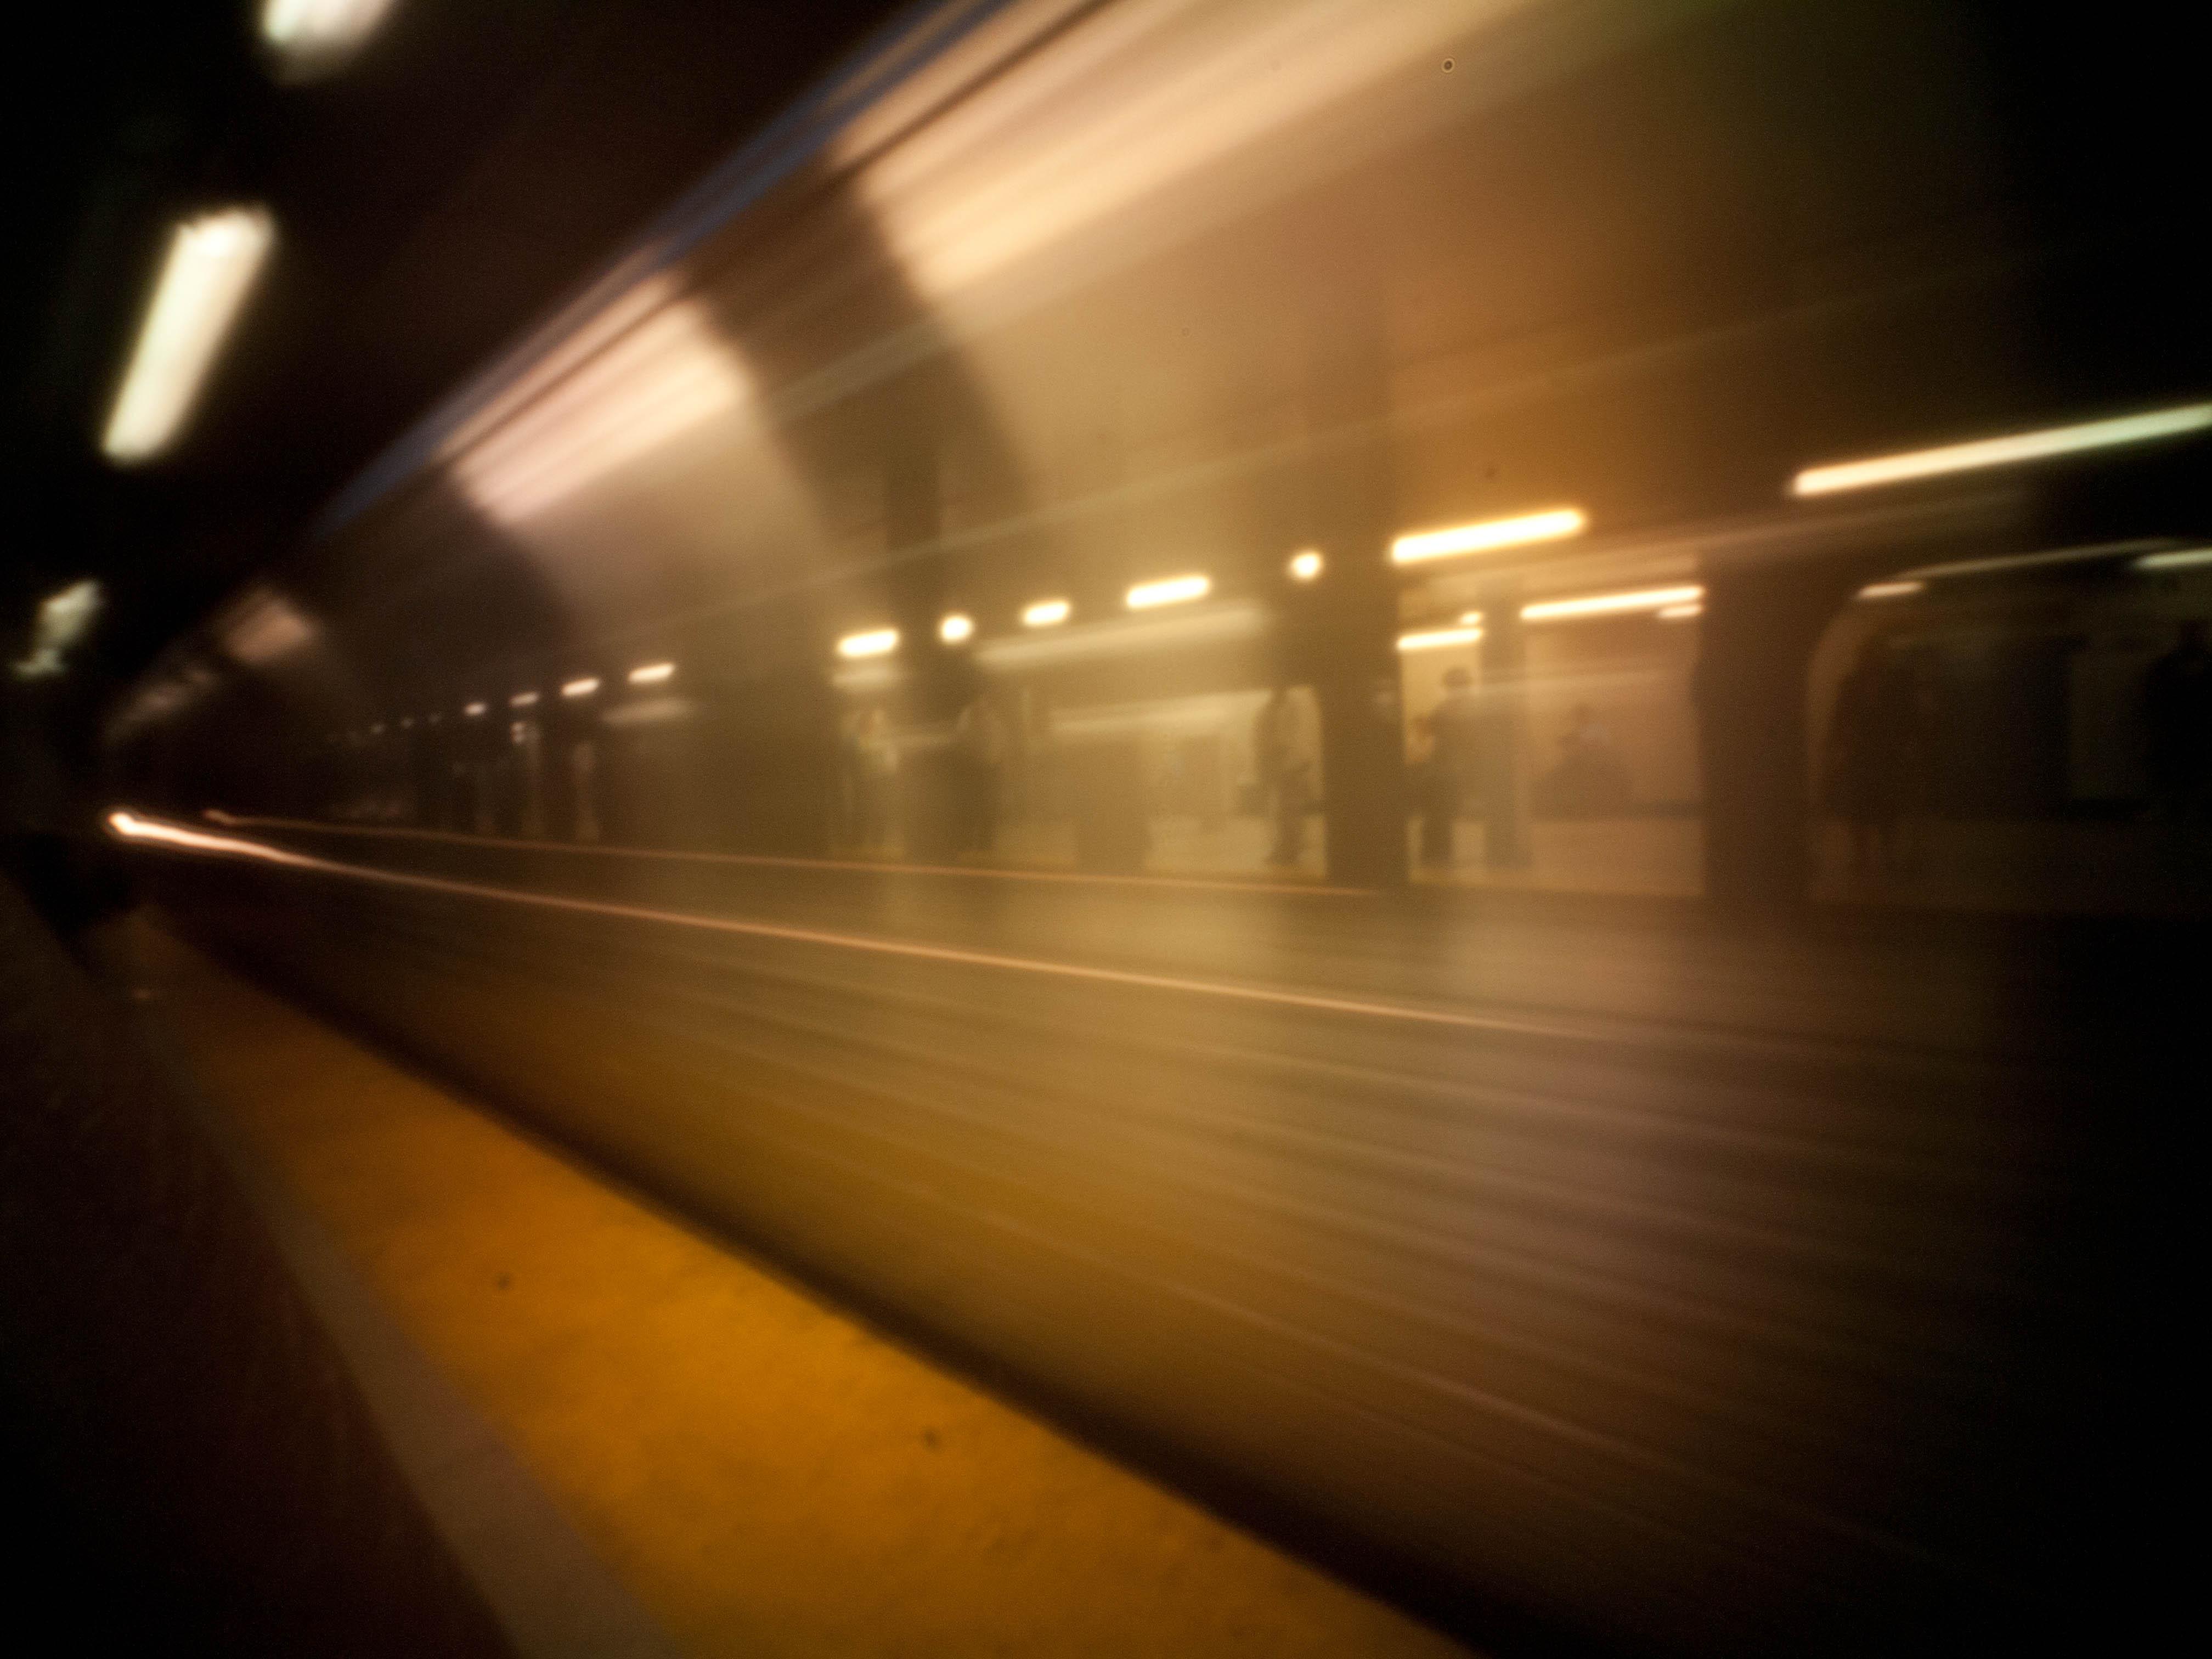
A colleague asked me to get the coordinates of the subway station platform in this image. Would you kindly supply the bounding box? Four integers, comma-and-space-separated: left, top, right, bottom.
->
84, 907, 1471, 1658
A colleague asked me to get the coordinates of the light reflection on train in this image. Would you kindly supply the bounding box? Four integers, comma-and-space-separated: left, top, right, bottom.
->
102, 0, 2197, 1654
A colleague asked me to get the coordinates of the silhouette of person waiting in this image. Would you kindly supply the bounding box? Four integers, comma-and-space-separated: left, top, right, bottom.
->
1420, 667, 1483, 865
1823, 637, 1929, 877
953, 692, 1008, 854
1253, 685, 1318, 866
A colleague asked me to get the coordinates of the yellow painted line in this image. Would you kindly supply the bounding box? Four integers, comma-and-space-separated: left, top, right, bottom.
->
113, 916, 1473, 1658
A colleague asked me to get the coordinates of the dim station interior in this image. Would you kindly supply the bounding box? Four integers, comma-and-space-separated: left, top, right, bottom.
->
2, 4, 2199, 1657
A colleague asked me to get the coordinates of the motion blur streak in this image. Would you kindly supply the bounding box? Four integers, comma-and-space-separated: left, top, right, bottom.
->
443, 283, 747, 524
101, 208, 275, 462
1790, 400, 2212, 496
159, 809, 1367, 898
839, 0, 1543, 303
1520, 585, 1704, 623
106, 809, 1570, 1037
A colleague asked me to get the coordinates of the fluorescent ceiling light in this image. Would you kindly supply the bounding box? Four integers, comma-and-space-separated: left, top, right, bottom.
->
939, 613, 974, 644
1127, 574, 1210, 610
561, 676, 600, 698
1792, 401, 2212, 497
2132, 547, 2212, 573
1391, 507, 1585, 565
628, 661, 676, 685
464, 701, 488, 717
1521, 584, 1703, 622
1857, 580, 1926, 601
1022, 599, 1071, 628
1288, 550, 1323, 582
261, 0, 398, 72
1397, 626, 1484, 652
102, 207, 274, 463
12, 578, 102, 679
837, 628, 900, 659
510, 691, 539, 708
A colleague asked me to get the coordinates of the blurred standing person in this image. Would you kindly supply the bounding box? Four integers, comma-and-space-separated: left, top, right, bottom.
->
2145, 618, 2212, 828
1824, 637, 1920, 877
855, 704, 898, 848
1253, 684, 1318, 867
1421, 667, 1483, 866
954, 691, 1008, 853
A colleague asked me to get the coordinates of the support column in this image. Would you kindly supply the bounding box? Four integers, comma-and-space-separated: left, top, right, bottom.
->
1300, 239, 1407, 889
1695, 560, 1860, 911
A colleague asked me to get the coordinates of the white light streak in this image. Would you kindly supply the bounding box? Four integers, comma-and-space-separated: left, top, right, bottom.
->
939, 613, 974, 644
510, 691, 539, 709
1288, 549, 1324, 582
1791, 402, 2212, 497
1390, 507, 1587, 565
2132, 547, 2212, 573
103, 208, 275, 462
1022, 599, 1071, 628
1126, 574, 1211, 610
1656, 602, 1703, 620
1857, 580, 1926, 601
1396, 626, 1483, 652
628, 661, 676, 685
464, 701, 488, 717
1520, 584, 1703, 623
561, 676, 600, 698
837, 628, 900, 659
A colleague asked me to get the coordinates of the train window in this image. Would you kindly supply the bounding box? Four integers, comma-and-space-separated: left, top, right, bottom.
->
1396, 546, 1705, 896
1807, 540, 2211, 915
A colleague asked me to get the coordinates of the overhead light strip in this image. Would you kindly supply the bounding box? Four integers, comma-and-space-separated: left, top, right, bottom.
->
1791, 401, 2212, 498
102, 207, 275, 463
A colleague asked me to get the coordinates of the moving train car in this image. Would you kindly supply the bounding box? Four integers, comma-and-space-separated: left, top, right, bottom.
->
104, 1, 2196, 1652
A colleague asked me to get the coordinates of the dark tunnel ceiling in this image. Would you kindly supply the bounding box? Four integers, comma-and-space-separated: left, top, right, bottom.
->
2, 0, 910, 682
0, 0, 2199, 696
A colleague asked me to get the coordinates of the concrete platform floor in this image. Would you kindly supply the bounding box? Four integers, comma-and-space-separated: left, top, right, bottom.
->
94, 911, 1473, 1659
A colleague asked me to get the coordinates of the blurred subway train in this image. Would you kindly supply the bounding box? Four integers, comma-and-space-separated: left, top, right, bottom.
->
100, 1, 2199, 1654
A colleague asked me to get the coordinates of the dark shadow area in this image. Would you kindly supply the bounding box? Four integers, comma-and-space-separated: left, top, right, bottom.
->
0, 877, 513, 1658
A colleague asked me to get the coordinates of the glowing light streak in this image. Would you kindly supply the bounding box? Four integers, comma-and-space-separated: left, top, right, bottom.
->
1791, 402, 2212, 496
939, 613, 975, 644
1288, 550, 1324, 582
561, 676, 601, 698
1397, 626, 1483, 652
628, 662, 676, 685
1022, 599, 1071, 628
1390, 508, 1586, 565
1520, 584, 1703, 623
1126, 574, 1211, 610
2132, 547, 2212, 573
837, 628, 900, 659
1857, 581, 1926, 601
